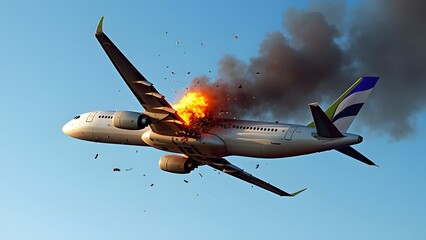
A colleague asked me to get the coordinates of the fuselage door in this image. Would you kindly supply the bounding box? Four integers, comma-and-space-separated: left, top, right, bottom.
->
284, 126, 297, 140
86, 112, 97, 122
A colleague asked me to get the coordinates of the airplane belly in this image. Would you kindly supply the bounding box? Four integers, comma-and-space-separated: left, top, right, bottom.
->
142, 131, 227, 158
220, 132, 287, 158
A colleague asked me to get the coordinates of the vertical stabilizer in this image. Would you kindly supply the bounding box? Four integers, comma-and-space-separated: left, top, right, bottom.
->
308, 76, 379, 132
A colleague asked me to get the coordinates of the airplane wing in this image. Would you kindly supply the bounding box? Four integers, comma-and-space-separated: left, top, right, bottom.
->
95, 17, 185, 136
200, 157, 306, 197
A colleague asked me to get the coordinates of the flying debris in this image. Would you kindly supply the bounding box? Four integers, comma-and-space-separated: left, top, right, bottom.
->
125, 168, 134, 171
184, 180, 188, 183
255, 164, 259, 169
238, 85, 242, 89
187, 71, 191, 75
94, 153, 99, 159
198, 173, 203, 178
150, 183, 154, 187
233, 35, 238, 39
113, 168, 121, 172
256, 72, 260, 75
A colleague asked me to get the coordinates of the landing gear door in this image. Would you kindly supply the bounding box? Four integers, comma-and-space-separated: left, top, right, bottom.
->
86, 112, 97, 122
284, 127, 297, 140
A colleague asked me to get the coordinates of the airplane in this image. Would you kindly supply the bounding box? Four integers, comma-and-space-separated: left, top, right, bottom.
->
62, 17, 379, 197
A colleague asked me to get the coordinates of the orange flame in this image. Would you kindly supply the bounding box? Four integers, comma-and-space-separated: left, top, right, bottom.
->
172, 92, 209, 125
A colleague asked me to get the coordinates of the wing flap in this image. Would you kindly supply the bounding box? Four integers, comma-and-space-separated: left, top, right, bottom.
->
206, 158, 306, 197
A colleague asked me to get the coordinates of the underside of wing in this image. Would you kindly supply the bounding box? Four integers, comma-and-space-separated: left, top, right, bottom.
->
199, 157, 306, 197
95, 17, 185, 136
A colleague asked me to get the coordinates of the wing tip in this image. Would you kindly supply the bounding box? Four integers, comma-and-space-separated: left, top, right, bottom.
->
96, 16, 104, 35
290, 187, 307, 197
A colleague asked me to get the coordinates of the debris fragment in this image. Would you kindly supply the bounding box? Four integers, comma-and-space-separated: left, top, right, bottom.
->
125, 168, 133, 171
255, 164, 259, 169
94, 154, 98, 159
187, 71, 191, 75
184, 180, 188, 183
150, 183, 154, 187
238, 85, 242, 89
208, 70, 211, 73
143, 174, 146, 177
172, 71, 175, 75
113, 168, 121, 172
256, 72, 260, 74
233, 35, 238, 39
136, 150, 138, 153
198, 173, 203, 178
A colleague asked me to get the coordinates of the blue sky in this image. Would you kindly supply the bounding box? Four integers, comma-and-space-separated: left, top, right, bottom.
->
1, 0, 425, 239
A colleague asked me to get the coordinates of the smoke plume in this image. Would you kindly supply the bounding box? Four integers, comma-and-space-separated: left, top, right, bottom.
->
188, 0, 426, 139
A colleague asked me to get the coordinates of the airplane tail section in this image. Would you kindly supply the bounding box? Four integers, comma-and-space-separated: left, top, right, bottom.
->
309, 102, 377, 166
308, 76, 379, 132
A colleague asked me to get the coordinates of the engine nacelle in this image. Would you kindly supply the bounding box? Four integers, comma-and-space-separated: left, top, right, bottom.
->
159, 155, 197, 174
112, 111, 151, 130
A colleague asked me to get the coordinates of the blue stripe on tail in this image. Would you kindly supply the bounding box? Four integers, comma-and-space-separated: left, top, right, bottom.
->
347, 76, 379, 97
332, 103, 364, 122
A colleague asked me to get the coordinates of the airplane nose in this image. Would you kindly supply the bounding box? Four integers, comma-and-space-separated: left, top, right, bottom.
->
62, 121, 74, 136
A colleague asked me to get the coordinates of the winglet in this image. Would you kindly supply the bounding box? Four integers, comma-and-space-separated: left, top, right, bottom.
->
291, 188, 307, 197
96, 16, 104, 35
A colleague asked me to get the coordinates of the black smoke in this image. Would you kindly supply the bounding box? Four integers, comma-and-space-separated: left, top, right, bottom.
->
188, 0, 426, 139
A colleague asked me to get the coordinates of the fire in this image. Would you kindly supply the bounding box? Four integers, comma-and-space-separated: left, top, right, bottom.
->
172, 91, 209, 125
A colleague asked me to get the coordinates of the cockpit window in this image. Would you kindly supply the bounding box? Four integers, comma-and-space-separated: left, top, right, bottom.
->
73, 115, 80, 120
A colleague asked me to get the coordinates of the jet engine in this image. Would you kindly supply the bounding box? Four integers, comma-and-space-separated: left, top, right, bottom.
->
159, 155, 197, 174
112, 111, 151, 130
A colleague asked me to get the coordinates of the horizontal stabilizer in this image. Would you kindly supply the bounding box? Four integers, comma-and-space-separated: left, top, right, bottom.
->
336, 146, 377, 166
309, 103, 343, 138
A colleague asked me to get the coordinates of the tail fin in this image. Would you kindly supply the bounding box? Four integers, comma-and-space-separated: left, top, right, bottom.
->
308, 76, 379, 132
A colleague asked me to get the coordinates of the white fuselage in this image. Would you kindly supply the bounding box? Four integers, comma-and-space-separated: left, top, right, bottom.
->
63, 111, 362, 160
